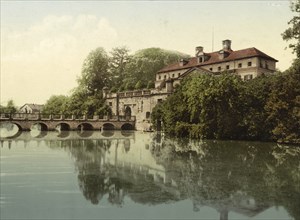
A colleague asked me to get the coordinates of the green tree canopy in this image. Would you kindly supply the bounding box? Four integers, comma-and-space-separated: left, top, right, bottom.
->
78, 47, 110, 95
0, 100, 17, 113
282, 0, 300, 58
122, 48, 188, 91
42, 95, 69, 115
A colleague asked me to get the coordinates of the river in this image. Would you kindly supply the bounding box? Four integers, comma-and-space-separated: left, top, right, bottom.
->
0, 128, 299, 220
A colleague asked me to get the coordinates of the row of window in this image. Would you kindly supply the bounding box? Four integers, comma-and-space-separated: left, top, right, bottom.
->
158, 72, 181, 80
209, 61, 253, 72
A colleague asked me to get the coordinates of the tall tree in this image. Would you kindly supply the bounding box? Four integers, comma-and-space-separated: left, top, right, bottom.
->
109, 46, 130, 90
282, 0, 300, 58
78, 47, 110, 95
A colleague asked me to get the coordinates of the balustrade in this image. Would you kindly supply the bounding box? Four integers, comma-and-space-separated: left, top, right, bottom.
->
0, 113, 136, 122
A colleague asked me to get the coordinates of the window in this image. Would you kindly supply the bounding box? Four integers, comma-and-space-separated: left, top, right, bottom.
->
146, 112, 151, 119
158, 76, 161, 80
226, 65, 230, 70
109, 102, 112, 107
157, 99, 163, 103
178, 73, 181, 77
218, 66, 221, 71
265, 61, 269, 69
248, 62, 252, 67
164, 75, 167, 79
209, 68, 213, 71
238, 63, 242, 68
260, 61, 263, 68
172, 73, 175, 78
243, 74, 253, 80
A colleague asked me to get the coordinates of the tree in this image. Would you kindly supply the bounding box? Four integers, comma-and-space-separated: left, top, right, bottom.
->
122, 48, 188, 90
42, 95, 69, 115
78, 47, 110, 95
0, 100, 17, 113
109, 46, 130, 88
282, 0, 300, 58
265, 71, 300, 143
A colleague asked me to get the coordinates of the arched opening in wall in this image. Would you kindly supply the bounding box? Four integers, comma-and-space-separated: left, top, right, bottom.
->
55, 123, 71, 138
56, 123, 71, 131
125, 106, 132, 120
103, 123, 115, 131
0, 122, 22, 138
121, 123, 134, 130
77, 123, 94, 138
77, 123, 94, 131
30, 123, 48, 138
77, 130, 93, 138
31, 123, 48, 131
146, 112, 151, 119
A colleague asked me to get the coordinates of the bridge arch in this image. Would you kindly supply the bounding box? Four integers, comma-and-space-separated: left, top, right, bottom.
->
77, 130, 93, 138
121, 123, 134, 130
0, 122, 23, 138
77, 123, 94, 131
9, 122, 23, 132
102, 123, 115, 131
55, 123, 71, 131
31, 122, 48, 131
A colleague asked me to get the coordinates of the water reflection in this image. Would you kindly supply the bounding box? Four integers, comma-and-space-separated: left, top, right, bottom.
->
43, 134, 300, 220
76, 130, 94, 138
0, 122, 21, 138
1, 132, 299, 220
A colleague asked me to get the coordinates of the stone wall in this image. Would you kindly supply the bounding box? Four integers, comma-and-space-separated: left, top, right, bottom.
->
106, 89, 171, 130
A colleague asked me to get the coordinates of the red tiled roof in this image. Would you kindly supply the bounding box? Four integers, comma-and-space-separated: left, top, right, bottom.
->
158, 47, 278, 73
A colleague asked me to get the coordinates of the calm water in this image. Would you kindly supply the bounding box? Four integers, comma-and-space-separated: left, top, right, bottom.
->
0, 129, 299, 220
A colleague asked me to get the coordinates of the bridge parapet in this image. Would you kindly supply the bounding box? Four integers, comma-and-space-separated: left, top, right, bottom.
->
0, 113, 135, 122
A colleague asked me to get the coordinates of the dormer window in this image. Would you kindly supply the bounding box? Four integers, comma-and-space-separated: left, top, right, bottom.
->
179, 58, 188, 66
219, 50, 229, 59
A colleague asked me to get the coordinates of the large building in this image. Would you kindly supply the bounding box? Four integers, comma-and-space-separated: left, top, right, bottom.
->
105, 40, 278, 130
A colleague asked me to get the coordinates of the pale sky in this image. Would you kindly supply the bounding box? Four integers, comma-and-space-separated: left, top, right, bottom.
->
1, 0, 296, 106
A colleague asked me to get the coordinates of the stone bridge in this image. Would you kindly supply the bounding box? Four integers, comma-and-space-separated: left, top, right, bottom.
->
0, 113, 135, 131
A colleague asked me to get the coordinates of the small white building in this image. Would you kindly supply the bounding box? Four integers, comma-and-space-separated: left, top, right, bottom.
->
19, 104, 44, 113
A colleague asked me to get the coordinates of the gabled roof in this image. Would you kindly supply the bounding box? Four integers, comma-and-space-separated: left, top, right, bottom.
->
178, 67, 212, 79
19, 103, 44, 111
158, 47, 278, 73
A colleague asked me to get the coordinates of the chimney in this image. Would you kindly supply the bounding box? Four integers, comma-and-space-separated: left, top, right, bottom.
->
195, 46, 204, 57
222, 40, 231, 51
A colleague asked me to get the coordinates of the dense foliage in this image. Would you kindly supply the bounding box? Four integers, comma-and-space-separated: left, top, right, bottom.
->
0, 100, 17, 113
282, 0, 300, 58
151, 68, 300, 143
41, 47, 186, 116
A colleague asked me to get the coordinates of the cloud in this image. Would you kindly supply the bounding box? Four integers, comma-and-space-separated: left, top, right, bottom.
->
1, 15, 118, 105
